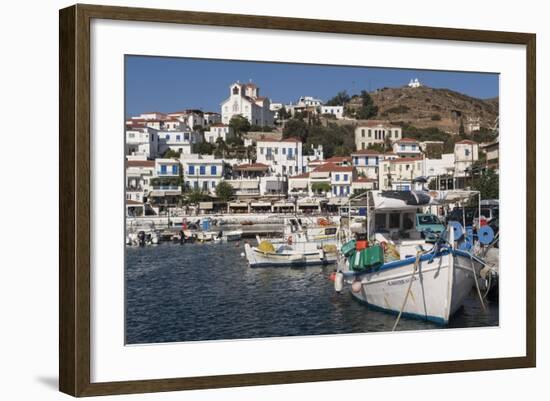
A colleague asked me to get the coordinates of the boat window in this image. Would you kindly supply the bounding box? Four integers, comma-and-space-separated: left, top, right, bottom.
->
375, 213, 386, 230
480, 209, 492, 218
389, 213, 400, 229
418, 215, 440, 225
325, 227, 337, 235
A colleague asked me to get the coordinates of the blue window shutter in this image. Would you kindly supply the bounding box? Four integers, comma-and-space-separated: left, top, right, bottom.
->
200, 165, 206, 175
211, 165, 217, 175
344, 174, 348, 181
160, 165, 167, 174
189, 165, 195, 175
335, 174, 339, 181
172, 165, 177, 174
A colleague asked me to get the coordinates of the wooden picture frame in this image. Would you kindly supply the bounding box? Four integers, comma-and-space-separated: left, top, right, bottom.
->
59, 3, 536, 397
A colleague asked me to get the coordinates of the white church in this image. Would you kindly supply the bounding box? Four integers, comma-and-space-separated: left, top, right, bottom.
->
221, 81, 275, 127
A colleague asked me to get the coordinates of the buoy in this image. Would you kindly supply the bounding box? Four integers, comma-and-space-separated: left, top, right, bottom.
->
351, 281, 362, 293
240, 252, 245, 257
329, 272, 336, 282
477, 225, 495, 245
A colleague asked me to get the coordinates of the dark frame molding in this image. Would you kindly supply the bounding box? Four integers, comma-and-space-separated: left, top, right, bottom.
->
59, 3, 536, 397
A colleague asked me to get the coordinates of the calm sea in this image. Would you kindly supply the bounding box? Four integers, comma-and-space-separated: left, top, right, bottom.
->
125, 242, 498, 344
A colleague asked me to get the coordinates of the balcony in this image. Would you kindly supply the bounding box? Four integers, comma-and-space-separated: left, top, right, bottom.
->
152, 185, 181, 191
156, 170, 179, 176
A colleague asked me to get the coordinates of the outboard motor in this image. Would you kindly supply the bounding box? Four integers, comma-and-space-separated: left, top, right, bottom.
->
137, 231, 146, 247
179, 230, 185, 244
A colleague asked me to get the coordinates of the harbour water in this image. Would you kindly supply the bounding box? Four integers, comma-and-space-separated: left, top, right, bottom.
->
125, 242, 499, 344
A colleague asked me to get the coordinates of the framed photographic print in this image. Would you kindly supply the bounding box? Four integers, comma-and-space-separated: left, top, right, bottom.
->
59, 4, 536, 397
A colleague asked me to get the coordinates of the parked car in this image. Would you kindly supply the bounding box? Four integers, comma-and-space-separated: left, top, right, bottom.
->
416, 213, 445, 242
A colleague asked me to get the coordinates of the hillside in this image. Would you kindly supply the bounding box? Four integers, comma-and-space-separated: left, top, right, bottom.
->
347, 86, 499, 135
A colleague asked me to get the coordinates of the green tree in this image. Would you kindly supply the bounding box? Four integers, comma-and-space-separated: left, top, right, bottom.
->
229, 115, 251, 137
215, 181, 234, 202
355, 90, 378, 120
283, 118, 309, 141
326, 90, 351, 106
162, 148, 181, 158
278, 106, 290, 120
186, 190, 211, 205
192, 142, 215, 155
311, 182, 331, 193
367, 143, 386, 153
472, 169, 499, 199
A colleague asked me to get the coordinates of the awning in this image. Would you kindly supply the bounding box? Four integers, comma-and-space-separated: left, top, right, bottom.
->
251, 202, 271, 207
265, 181, 284, 191
199, 202, 213, 210
290, 181, 308, 189
229, 180, 259, 190
273, 203, 294, 208
328, 197, 348, 205
229, 202, 248, 208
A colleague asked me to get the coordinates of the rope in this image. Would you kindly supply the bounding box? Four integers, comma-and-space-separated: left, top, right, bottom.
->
469, 252, 486, 311
392, 251, 423, 331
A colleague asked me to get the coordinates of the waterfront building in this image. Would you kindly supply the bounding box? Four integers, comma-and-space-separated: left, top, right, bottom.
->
355, 121, 403, 150
221, 81, 274, 126
481, 139, 499, 172
227, 162, 270, 197
454, 139, 479, 188
352, 177, 378, 193
204, 124, 234, 144
256, 136, 305, 176
125, 159, 155, 203
310, 163, 355, 198
379, 156, 423, 190
180, 154, 225, 194
288, 172, 311, 197
351, 149, 381, 180
125, 126, 159, 159
149, 158, 182, 211
320, 105, 344, 119
393, 138, 422, 157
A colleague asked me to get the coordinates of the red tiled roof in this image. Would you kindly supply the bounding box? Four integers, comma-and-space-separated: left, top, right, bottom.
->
289, 173, 310, 179
389, 157, 422, 163
325, 156, 351, 163
396, 137, 419, 143
357, 120, 400, 128
313, 163, 353, 173
456, 139, 478, 145
279, 136, 302, 143
126, 160, 155, 167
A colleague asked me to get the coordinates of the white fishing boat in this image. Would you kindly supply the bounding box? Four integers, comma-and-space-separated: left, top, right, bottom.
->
334, 190, 495, 325
223, 230, 243, 241
244, 240, 338, 268
195, 231, 223, 242
258, 216, 340, 246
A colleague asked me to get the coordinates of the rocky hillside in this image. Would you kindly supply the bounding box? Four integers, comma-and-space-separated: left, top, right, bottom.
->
348, 86, 499, 134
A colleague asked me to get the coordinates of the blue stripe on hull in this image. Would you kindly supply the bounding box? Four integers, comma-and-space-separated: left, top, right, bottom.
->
351, 292, 449, 325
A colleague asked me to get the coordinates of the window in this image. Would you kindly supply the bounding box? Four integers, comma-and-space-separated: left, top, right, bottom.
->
260, 147, 264, 155
202, 181, 208, 191
465, 148, 470, 156
188, 165, 195, 175
361, 143, 365, 150
172, 165, 178, 174
193, 181, 198, 189
288, 148, 293, 157
361, 129, 365, 138
128, 133, 135, 138
160, 165, 167, 174
166, 134, 170, 140
282, 148, 286, 155
333, 187, 337, 195
343, 174, 348, 181
389, 212, 400, 229
368, 129, 372, 138
232, 86, 239, 95
176, 135, 181, 141
354, 157, 358, 165
212, 181, 216, 188
211, 165, 217, 175
335, 174, 340, 181
375, 213, 386, 229
199, 165, 206, 175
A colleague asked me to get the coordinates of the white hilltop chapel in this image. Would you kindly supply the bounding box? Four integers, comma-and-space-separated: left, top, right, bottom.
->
221, 81, 275, 127
408, 78, 422, 88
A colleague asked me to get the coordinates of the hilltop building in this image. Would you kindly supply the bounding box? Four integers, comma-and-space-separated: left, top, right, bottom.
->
221, 81, 274, 127
355, 121, 403, 150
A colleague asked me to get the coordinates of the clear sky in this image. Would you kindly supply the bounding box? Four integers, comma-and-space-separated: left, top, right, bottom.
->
125, 55, 499, 117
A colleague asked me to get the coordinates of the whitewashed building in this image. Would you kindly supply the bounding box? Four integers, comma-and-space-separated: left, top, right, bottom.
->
125, 159, 155, 203
203, 112, 221, 126
204, 124, 234, 144
256, 137, 305, 176
167, 110, 205, 129
320, 105, 344, 119
221, 82, 274, 127
157, 129, 201, 155
355, 121, 403, 150
180, 154, 225, 194
393, 138, 422, 157
379, 157, 423, 190
125, 126, 159, 159
454, 139, 479, 182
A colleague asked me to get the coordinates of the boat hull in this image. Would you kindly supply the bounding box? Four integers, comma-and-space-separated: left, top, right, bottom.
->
349, 252, 482, 324
244, 243, 337, 267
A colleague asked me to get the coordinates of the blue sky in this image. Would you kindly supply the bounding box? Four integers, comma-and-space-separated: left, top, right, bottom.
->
125, 55, 499, 117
